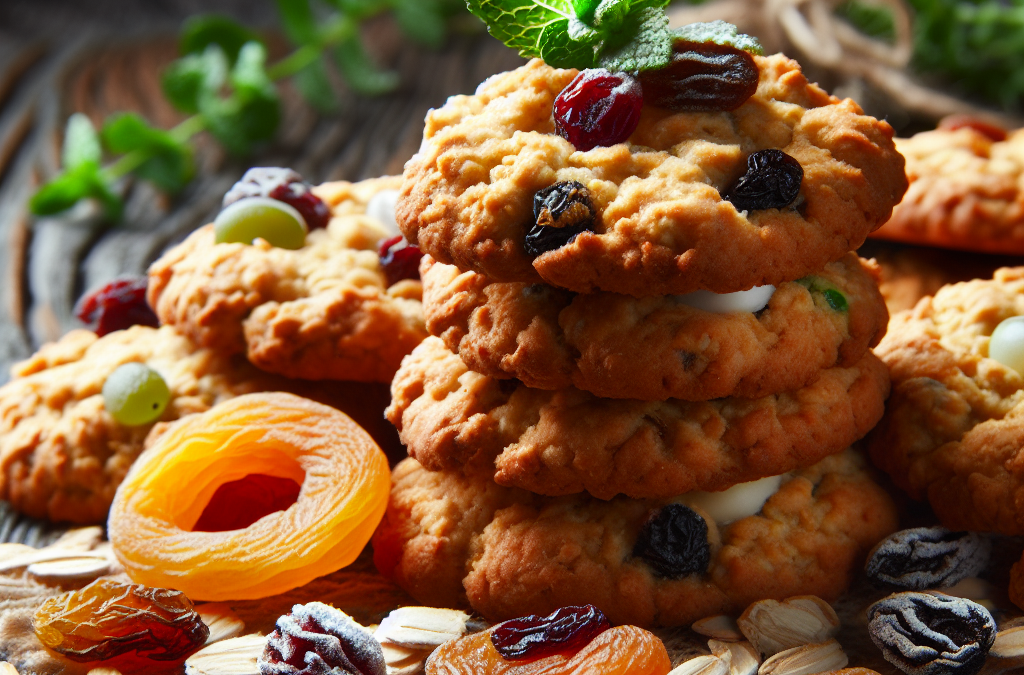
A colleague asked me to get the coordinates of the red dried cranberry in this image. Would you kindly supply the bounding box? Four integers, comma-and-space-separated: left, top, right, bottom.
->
938, 114, 1008, 142
553, 69, 642, 151
378, 235, 423, 286
74, 276, 159, 337
259, 602, 386, 675
639, 40, 759, 112
633, 504, 710, 578
490, 605, 610, 660
524, 181, 595, 257
725, 149, 803, 212
269, 183, 331, 230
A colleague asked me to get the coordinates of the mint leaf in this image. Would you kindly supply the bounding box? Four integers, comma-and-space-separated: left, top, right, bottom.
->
180, 14, 261, 64
62, 114, 102, 170
599, 6, 672, 72
294, 56, 338, 112
467, 0, 594, 66
195, 42, 280, 155
275, 0, 319, 45
393, 0, 448, 48
101, 113, 194, 193
162, 46, 227, 114
572, 0, 600, 24
30, 164, 121, 220
674, 20, 764, 55
333, 35, 400, 95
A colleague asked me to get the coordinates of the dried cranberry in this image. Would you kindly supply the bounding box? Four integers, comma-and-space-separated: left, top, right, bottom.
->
524, 181, 595, 257
633, 504, 710, 578
938, 115, 1008, 142
75, 276, 159, 337
378, 235, 423, 286
639, 40, 759, 112
553, 69, 642, 151
490, 605, 610, 661
725, 149, 803, 212
269, 183, 331, 230
259, 602, 386, 675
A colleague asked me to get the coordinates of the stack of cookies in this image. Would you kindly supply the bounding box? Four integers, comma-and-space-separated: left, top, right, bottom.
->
374, 51, 911, 628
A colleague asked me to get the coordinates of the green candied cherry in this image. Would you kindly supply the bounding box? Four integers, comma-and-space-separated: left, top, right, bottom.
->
990, 316, 1024, 374
103, 363, 171, 426
214, 196, 307, 249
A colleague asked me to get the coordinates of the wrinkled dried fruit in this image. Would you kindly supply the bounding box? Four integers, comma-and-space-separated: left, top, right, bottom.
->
269, 182, 331, 231
378, 235, 423, 286
490, 605, 610, 660
868, 592, 995, 675
223, 166, 330, 230
75, 276, 159, 337
633, 504, 710, 578
525, 181, 596, 256
638, 40, 759, 112
553, 69, 643, 151
725, 149, 803, 212
32, 578, 208, 664
865, 527, 991, 591
259, 602, 385, 675
425, 624, 671, 675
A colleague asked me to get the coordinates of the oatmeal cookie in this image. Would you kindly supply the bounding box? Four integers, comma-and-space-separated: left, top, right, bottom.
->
0, 326, 270, 524
372, 450, 898, 627
422, 252, 888, 400
398, 58, 906, 297
868, 268, 1024, 535
872, 124, 1024, 254
386, 337, 889, 500
148, 177, 427, 381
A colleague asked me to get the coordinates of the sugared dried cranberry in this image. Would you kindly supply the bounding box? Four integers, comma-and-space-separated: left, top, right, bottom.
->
269, 183, 331, 230
259, 602, 385, 675
639, 40, 759, 112
633, 504, 710, 578
553, 69, 642, 151
524, 181, 595, 257
937, 114, 1008, 142
378, 235, 423, 286
74, 276, 159, 337
490, 605, 610, 661
223, 167, 330, 230
725, 149, 803, 212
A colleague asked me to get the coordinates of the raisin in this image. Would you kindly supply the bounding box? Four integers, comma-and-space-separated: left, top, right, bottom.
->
223, 167, 330, 230
269, 182, 331, 231
865, 527, 991, 591
553, 69, 643, 151
75, 276, 159, 337
191, 474, 302, 532
32, 578, 208, 665
937, 115, 1007, 142
378, 235, 423, 286
258, 602, 386, 675
490, 605, 610, 660
632, 504, 710, 578
638, 40, 758, 112
525, 181, 595, 257
868, 592, 995, 675
724, 149, 803, 212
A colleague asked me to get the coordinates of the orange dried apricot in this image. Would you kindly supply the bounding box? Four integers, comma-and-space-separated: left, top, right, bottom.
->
108, 392, 390, 601
424, 623, 671, 675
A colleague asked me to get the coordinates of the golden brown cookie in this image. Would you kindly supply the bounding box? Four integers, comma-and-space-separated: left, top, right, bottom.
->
872, 124, 1024, 255
868, 268, 1024, 535
398, 58, 906, 297
387, 336, 890, 500
0, 326, 270, 524
372, 450, 898, 627
422, 252, 888, 400
148, 177, 427, 382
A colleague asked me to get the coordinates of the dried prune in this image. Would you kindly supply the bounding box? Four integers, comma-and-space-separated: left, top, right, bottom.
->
638, 40, 758, 112
868, 592, 995, 675
490, 605, 610, 660
725, 149, 803, 212
553, 69, 643, 151
75, 276, 159, 337
259, 602, 386, 675
632, 504, 710, 578
525, 181, 595, 256
865, 527, 991, 591
32, 578, 208, 664
378, 235, 423, 286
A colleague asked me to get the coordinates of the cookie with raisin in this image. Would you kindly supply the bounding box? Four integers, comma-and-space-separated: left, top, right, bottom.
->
398, 58, 906, 297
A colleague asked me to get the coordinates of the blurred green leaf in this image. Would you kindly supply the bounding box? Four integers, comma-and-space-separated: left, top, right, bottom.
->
835, 1, 896, 42
333, 34, 399, 95
294, 56, 338, 112
200, 42, 281, 154
393, 0, 448, 47
276, 0, 320, 45
102, 113, 194, 193
30, 164, 121, 220
162, 46, 228, 114
62, 114, 102, 170
180, 14, 262, 64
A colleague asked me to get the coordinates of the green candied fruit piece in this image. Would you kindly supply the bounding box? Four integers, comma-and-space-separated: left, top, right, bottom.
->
823, 288, 848, 312
673, 20, 764, 55
102, 363, 171, 426
214, 196, 307, 250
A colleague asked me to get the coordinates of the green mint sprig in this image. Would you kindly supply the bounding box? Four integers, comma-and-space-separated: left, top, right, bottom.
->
466, 0, 761, 72
30, 0, 465, 222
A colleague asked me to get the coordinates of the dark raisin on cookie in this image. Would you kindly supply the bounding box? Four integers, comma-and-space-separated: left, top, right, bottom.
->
638, 40, 759, 112
632, 504, 710, 578
868, 592, 995, 675
524, 181, 596, 256
865, 527, 991, 591
724, 149, 803, 212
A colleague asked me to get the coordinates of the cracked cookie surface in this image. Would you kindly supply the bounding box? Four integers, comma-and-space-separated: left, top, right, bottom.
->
398, 58, 906, 296
386, 336, 890, 500
372, 450, 897, 627
422, 252, 888, 400
148, 177, 427, 381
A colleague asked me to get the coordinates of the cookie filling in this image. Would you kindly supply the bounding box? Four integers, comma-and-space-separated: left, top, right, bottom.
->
672, 285, 775, 314
681, 474, 784, 525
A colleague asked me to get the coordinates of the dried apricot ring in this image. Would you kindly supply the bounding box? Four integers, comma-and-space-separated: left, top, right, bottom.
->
108, 392, 390, 601
425, 619, 670, 675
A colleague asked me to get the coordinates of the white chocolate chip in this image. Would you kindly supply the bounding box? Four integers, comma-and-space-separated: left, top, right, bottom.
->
682, 475, 784, 526
673, 285, 775, 314
366, 189, 401, 238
